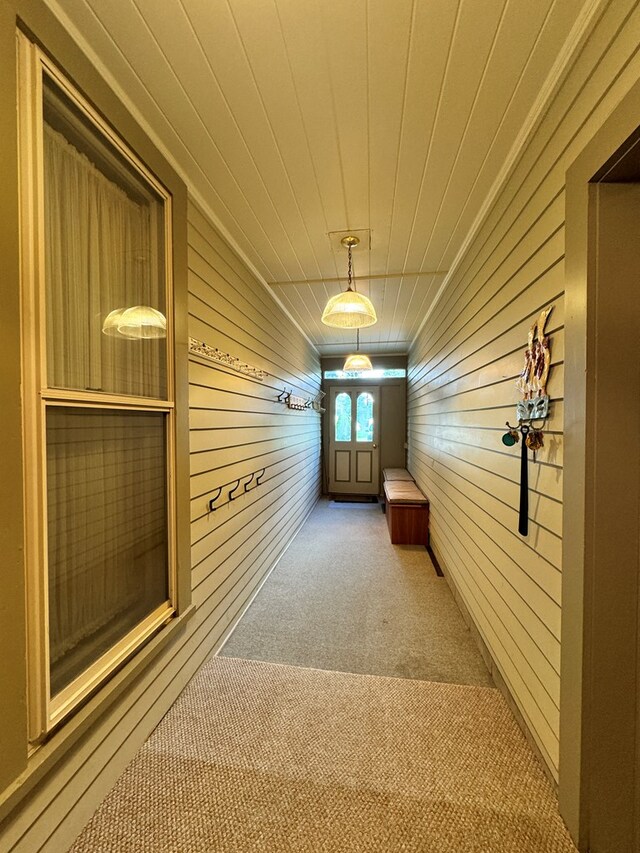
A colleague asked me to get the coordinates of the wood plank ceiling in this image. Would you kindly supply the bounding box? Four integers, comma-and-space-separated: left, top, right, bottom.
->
47, 0, 586, 355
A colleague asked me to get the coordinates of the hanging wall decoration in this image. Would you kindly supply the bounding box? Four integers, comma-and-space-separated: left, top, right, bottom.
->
501, 306, 553, 537
515, 305, 553, 419
189, 337, 267, 380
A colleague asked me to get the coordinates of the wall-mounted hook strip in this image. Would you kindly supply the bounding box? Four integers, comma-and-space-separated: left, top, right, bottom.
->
208, 486, 223, 512
208, 468, 267, 513
189, 337, 267, 381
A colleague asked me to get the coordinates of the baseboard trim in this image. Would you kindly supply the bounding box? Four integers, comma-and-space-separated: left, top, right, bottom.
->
426, 544, 444, 577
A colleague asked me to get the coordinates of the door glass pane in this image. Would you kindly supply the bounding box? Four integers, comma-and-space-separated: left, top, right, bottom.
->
43, 76, 167, 398
334, 392, 352, 442
46, 407, 169, 696
356, 392, 374, 442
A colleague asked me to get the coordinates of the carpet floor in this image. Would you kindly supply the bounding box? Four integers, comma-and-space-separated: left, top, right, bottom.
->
70, 657, 576, 853
221, 500, 492, 687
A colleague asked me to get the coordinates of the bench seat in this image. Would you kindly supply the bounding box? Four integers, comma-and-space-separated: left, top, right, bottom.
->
383, 467, 415, 482
383, 481, 427, 503
383, 480, 429, 546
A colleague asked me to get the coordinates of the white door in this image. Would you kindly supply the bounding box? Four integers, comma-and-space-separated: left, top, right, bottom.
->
328, 386, 380, 495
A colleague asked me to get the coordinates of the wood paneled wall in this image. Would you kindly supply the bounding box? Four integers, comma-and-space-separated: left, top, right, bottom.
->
0, 198, 321, 852
187, 200, 321, 634
406, 0, 640, 784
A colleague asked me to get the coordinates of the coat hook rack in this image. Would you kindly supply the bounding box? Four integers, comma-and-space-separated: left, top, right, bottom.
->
207, 467, 268, 512
277, 387, 324, 413
189, 337, 267, 380
287, 394, 307, 410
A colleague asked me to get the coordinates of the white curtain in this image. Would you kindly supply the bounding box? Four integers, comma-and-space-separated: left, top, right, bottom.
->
42, 124, 168, 695
44, 123, 163, 398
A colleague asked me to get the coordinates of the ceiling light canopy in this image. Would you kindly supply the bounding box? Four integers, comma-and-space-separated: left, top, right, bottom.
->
321, 235, 377, 328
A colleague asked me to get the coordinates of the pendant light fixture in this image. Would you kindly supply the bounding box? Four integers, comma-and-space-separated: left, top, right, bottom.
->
321, 235, 377, 328
343, 328, 373, 371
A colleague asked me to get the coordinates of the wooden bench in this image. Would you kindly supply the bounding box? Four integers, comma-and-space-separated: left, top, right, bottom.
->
383, 467, 415, 482
381, 467, 415, 512
383, 478, 429, 546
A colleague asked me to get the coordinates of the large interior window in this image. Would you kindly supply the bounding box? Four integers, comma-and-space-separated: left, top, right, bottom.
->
18, 34, 177, 738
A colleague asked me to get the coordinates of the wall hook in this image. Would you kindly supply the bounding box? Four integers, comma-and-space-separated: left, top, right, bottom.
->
244, 472, 256, 492
256, 467, 266, 486
228, 479, 242, 501
277, 389, 287, 402
208, 486, 223, 512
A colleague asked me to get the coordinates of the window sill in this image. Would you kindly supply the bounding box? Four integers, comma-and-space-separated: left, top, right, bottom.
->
0, 603, 196, 822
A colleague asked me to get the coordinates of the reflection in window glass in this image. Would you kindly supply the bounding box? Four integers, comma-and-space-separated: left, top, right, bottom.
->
356, 392, 374, 442
43, 77, 167, 399
334, 392, 351, 442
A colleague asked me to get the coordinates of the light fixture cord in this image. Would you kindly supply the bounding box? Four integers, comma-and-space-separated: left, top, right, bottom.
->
347, 242, 354, 292
356, 327, 360, 351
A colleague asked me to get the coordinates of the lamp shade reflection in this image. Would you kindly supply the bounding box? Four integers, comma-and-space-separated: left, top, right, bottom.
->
102, 305, 166, 339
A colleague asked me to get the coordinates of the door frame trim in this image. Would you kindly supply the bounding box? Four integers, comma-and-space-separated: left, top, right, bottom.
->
562, 75, 640, 852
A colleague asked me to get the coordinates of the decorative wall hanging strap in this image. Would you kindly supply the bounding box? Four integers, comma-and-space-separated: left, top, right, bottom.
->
519, 424, 529, 537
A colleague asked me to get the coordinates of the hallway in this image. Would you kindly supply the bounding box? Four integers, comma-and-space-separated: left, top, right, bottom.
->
70, 498, 576, 852
221, 499, 492, 686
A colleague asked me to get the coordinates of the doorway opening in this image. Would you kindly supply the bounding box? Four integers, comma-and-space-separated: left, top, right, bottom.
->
321, 355, 408, 498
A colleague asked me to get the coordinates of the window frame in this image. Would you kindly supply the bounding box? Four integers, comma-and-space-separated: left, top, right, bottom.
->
18, 33, 179, 740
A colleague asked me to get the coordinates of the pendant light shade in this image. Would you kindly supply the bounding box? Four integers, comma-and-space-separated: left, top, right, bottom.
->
321, 235, 377, 329
343, 327, 373, 371
343, 352, 373, 371
321, 291, 377, 328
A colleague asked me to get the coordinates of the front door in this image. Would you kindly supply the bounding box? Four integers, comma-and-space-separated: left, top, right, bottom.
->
328, 386, 380, 495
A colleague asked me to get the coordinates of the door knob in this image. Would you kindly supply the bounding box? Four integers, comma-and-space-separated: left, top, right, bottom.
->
372, 443, 378, 448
